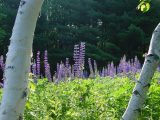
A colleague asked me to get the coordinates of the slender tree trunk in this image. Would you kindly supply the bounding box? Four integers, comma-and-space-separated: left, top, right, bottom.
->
122, 23, 160, 120
0, 0, 44, 119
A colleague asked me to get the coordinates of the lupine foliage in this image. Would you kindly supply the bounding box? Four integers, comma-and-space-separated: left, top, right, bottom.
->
0, 72, 160, 119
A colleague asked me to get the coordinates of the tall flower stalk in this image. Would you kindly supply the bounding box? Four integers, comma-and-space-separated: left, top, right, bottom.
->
0, 55, 5, 71
73, 42, 86, 78
78, 42, 85, 77
73, 44, 79, 77
36, 51, 40, 77
44, 50, 52, 81
32, 61, 37, 75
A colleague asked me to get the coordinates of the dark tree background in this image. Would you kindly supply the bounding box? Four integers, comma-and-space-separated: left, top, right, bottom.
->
0, 0, 160, 71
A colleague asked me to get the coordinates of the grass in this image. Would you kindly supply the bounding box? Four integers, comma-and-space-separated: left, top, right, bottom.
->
1, 73, 160, 120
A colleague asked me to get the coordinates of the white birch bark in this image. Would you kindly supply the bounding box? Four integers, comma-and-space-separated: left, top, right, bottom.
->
0, 0, 44, 119
122, 23, 160, 120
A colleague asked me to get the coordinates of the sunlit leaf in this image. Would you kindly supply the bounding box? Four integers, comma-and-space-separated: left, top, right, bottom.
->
137, 1, 150, 13
25, 101, 32, 109
29, 81, 36, 92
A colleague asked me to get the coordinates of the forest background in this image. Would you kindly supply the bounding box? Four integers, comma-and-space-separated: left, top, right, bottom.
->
0, 0, 160, 73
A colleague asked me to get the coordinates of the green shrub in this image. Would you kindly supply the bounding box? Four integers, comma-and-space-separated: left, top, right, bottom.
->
1, 73, 160, 119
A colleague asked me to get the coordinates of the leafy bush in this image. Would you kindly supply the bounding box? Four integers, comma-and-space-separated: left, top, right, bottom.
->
1, 73, 160, 119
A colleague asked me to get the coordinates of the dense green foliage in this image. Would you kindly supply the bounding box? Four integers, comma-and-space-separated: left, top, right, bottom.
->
1, 0, 160, 70
1, 73, 160, 119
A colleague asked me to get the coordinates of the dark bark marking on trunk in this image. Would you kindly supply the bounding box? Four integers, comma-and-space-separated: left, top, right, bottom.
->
147, 54, 154, 57
147, 60, 151, 63
137, 81, 142, 85
22, 89, 27, 99
18, 114, 23, 120
153, 55, 160, 61
143, 83, 151, 88
20, 0, 26, 7
147, 54, 159, 61
134, 108, 141, 113
2, 110, 6, 115
153, 30, 158, 33
6, 66, 15, 70
133, 90, 141, 96
19, 11, 24, 15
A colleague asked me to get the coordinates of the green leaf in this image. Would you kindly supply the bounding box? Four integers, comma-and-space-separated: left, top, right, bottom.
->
29, 81, 36, 92
141, 4, 146, 11
26, 101, 32, 109
137, 2, 150, 13
145, 2, 150, 11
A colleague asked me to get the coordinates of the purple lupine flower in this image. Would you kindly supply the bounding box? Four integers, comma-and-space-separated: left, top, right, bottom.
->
44, 50, 48, 77
130, 58, 134, 70
128, 56, 141, 74
0, 56, 4, 83
58, 62, 67, 81
125, 61, 131, 73
107, 64, 111, 76
73, 42, 86, 78
134, 56, 141, 70
157, 65, 160, 72
46, 63, 52, 81
119, 55, 127, 73
65, 58, 70, 77
0, 55, 3, 68
61, 62, 66, 80
108, 62, 116, 77
71, 65, 75, 79
44, 50, 52, 81
119, 55, 132, 74
73, 44, 80, 77
130, 59, 137, 74
101, 68, 105, 77
44, 50, 48, 64
78, 42, 85, 77
32, 62, 37, 75
36, 51, 41, 77
110, 62, 115, 75
55, 63, 60, 83
0, 55, 5, 71
68, 65, 72, 78
56, 63, 63, 83
116, 66, 121, 74
56, 63, 60, 78
83, 71, 88, 78
104, 67, 108, 77
65, 58, 69, 69
118, 57, 124, 73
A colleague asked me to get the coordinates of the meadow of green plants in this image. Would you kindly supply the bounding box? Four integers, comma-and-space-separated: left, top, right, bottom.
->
0, 73, 159, 120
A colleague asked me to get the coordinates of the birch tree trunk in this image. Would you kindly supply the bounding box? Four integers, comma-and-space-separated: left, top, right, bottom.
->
0, 0, 44, 120
122, 23, 160, 120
